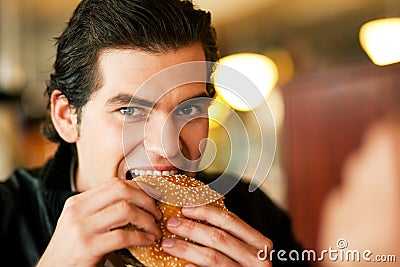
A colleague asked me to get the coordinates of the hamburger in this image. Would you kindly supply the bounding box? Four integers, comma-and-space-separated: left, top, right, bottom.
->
117, 174, 226, 267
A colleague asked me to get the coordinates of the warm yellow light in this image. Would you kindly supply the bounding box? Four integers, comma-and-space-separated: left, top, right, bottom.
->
264, 48, 294, 85
208, 95, 232, 129
359, 18, 400, 66
214, 53, 279, 112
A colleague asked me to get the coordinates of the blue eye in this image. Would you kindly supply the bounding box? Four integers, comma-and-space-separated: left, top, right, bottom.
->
118, 106, 148, 122
174, 97, 212, 120
119, 107, 138, 116
178, 106, 198, 116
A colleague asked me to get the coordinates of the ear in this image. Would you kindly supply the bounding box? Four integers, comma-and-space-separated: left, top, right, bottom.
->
50, 90, 79, 143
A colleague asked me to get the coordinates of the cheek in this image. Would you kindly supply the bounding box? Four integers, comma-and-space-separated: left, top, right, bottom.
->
180, 119, 209, 158
122, 123, 146, 152
77, 113, 125, 182
80, 115, 122, 148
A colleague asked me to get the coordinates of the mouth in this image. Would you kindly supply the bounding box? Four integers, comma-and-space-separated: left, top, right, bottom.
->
126, 169, 178, 180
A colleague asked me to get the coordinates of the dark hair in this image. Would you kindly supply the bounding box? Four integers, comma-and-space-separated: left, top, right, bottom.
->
43, 0, 219, 142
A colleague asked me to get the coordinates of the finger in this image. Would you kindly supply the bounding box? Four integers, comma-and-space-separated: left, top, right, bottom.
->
182, 205, 272, 249
64, 178, 138, 207
64, 178, 162, 220
94, 228, 157, 257
161, 238, 240, 267
165, 217, 264, 266
88, 200, 162, 238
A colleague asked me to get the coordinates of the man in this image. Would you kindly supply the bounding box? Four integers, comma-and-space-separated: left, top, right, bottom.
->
0, 0, 308, 266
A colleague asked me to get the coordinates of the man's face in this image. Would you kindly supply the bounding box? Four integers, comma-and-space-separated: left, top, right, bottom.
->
74, 44, 210, 191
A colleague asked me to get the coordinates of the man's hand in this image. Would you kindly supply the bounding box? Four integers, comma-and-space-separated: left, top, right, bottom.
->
161, 204, 273, 267
36, 178, 162, 267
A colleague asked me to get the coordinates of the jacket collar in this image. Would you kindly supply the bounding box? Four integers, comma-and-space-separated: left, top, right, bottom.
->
41, 141, 77, 226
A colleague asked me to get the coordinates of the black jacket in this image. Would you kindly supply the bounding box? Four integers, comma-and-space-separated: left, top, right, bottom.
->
0, 142, 309, 266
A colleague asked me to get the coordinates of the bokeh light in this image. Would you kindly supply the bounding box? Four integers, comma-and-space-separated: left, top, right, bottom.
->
214, 53, 279, 112
208, 94, 232, 129
359, 18, 400, 66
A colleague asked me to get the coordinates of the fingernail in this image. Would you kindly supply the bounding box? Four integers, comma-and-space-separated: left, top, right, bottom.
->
162, 238, 175, 248
182, 206, 195, 213
136, 181, 163, 199
167, 217, 181, 227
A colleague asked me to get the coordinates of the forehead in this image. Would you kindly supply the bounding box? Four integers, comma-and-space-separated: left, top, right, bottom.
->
95, 44, 207, 104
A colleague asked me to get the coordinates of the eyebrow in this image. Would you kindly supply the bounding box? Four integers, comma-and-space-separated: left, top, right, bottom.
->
178, 92, 211, 105
105, 93, 154, 107
105, 91, 212, 107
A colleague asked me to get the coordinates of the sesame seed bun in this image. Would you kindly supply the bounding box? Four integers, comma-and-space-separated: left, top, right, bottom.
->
126, 174, 226, 267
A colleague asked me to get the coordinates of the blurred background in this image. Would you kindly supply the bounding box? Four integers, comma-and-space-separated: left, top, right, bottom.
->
1, 0, 400, 264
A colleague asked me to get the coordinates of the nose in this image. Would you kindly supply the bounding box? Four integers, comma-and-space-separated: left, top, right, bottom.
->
144, 114, 180, 159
